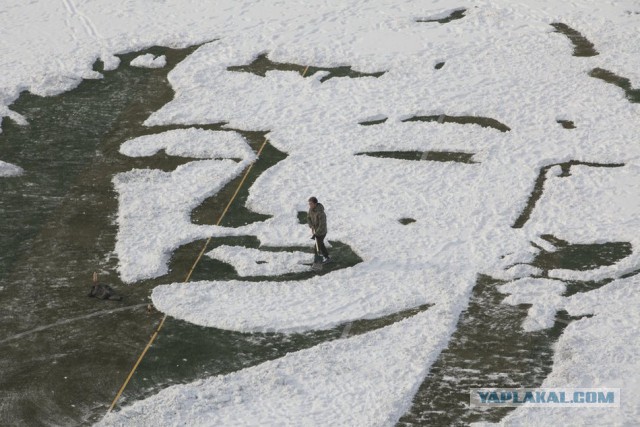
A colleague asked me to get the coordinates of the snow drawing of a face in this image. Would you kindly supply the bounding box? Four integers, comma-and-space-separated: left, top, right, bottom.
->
105, 5, 640, 426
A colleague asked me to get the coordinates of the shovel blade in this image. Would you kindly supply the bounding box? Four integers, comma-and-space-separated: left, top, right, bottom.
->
312, 254, 323, 271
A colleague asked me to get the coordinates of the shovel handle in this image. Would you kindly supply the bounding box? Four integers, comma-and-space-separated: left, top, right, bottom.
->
312, 228, 320, 252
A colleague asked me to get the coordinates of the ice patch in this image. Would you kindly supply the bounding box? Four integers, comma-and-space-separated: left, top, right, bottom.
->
101, 54, 121, 71
130, 53, 167, 68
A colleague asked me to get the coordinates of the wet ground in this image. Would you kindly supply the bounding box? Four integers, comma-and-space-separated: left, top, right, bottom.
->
0, 44, 362, 426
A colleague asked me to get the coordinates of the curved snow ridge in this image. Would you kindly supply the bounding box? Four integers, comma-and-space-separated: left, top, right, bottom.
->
114, 159, 252, 283
151, 266, 470, 333
115, 129, 258, 283
98, 304, 461, 427
206, 245, 312, 277
0, 160, 24, 177
120, 128, 255, 160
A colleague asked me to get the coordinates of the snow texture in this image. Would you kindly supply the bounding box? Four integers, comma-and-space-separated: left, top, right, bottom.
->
130, 53, 167, 68
98, 305, 460, 427
114, 130, 256, 282
120, 128, 255, 159
205, 246, 312, 277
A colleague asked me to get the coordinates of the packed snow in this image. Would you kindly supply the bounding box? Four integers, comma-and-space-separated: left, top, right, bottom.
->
2, 0, 639, 425
114, 130, 256, 282
120, 128, 255, 160
130, 53, 167, 68
152, 266, 466, 333
205, 245, 312, 277
99, 305, 459, 427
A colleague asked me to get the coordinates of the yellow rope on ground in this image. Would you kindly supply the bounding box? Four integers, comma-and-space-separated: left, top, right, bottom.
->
183, 137, 269, 283
107, 315, 167, 413
107, 136, 269, 414
107, 62, 309, 416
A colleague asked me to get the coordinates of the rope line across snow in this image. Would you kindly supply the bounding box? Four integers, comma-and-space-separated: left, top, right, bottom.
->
106, 135, 270, 414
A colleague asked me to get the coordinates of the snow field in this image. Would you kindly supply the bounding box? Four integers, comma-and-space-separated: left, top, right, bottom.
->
106, 1, 640, 424
1, 0, 639, 425
98, 302, 464, 427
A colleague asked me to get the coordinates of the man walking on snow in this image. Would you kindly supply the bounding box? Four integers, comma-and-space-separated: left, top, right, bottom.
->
307, 196, 331, 263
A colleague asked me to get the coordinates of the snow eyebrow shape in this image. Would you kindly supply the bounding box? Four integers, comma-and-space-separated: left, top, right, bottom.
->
120, 128, 253, 161
402, 114, 511, 132
550, 22, 599, 57
226, 53, 386, 83
358, 116, 388, 126
356, 150, 477, 164
416, 8, 466, 24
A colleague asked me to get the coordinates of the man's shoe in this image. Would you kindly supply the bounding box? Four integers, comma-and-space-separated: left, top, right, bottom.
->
322, 257, 332, 264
